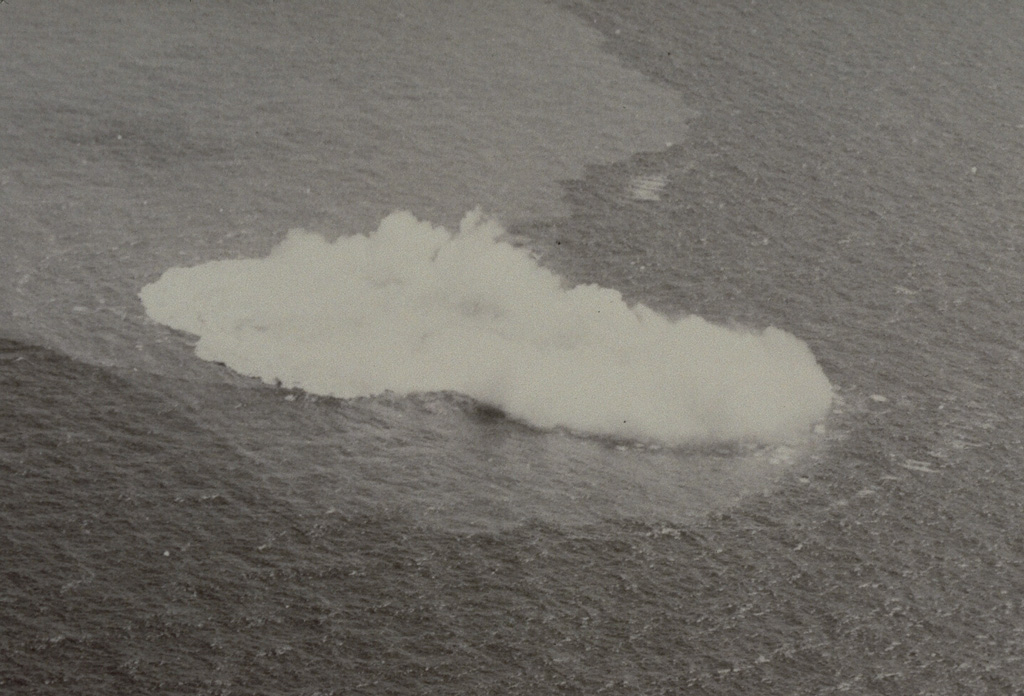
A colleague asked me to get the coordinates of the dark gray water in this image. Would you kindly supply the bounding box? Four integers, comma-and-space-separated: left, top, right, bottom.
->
4, 1, 1024, 693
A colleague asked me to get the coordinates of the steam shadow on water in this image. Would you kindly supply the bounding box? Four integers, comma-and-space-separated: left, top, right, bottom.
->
435, 396, 828, 531
190, 379, 831, 533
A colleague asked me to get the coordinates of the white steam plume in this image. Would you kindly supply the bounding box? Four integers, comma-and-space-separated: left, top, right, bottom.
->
140, 211, 832, 444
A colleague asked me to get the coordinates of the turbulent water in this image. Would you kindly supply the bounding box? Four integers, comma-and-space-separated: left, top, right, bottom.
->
4, 1, 1024, 694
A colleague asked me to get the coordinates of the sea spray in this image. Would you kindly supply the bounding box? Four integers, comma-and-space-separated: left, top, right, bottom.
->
140, 211, 833, 444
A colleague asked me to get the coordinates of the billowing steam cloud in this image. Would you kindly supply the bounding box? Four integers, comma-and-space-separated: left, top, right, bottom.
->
140, 211, 832, 444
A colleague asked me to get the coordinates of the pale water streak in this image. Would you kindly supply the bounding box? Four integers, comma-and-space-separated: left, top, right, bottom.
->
0, 0, 694, 373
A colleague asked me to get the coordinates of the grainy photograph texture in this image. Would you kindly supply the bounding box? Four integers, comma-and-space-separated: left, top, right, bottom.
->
2, 1, 1023, 694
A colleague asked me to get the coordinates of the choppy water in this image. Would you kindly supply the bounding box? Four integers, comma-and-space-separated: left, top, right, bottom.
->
4, 0, 1024, 693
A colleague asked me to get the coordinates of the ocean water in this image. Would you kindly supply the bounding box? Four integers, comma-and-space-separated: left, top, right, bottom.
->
3, 0, 1024, 694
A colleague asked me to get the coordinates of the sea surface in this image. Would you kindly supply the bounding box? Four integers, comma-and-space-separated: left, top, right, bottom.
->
3, 1, 1024, 694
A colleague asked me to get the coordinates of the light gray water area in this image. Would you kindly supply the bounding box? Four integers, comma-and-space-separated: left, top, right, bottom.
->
3, 1, 1024, 693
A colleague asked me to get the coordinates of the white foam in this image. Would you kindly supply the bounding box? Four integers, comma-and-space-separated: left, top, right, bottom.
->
140, 211, 833, 444
628, 173, 668, 201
